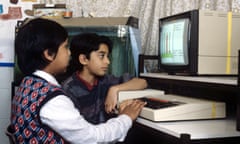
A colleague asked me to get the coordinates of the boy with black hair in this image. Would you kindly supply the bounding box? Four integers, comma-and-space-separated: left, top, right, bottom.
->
11, 18, 146, 143
62, 33, 147, 125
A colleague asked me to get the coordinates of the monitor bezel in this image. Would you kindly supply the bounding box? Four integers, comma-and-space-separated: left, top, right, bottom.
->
158, 10, 199, 75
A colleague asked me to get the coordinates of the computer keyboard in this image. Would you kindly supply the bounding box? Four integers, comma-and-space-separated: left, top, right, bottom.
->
138, 97, 185, 109
118, 90, 226, 121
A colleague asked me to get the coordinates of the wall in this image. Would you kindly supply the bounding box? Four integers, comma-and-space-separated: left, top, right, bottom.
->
0, 18, 16, 144
0, 1, 34, 142
0, 67, 13, 143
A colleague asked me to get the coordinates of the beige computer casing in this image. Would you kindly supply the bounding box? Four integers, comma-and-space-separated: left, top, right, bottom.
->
197, 10, 240, 75
118, 89, 226, 122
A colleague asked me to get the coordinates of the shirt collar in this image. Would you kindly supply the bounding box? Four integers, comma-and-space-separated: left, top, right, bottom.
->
33, 70, 60, 86
76, 71, 98, 91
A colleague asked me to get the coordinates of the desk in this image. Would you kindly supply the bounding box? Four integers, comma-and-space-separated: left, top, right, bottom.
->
137, 117, 240, 139
139, 73, 239, 108
140, 73, 238, 86
121, 118, 240, 144
119, 72, 240, 144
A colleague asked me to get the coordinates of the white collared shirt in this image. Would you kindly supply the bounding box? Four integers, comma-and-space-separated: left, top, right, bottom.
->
34, 70, 132, 144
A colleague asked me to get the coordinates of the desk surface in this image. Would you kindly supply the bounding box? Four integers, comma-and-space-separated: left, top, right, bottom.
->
137, 117, 240, 140
140, 73, 238, 86
137, 73, 240, 141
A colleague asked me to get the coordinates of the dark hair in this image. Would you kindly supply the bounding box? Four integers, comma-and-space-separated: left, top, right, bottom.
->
69, 33, 112, 72
15, 18, 68, 75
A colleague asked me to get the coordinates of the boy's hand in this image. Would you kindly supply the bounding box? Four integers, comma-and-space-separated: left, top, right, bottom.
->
104, 86, 119, 113
119, 99, 146, 121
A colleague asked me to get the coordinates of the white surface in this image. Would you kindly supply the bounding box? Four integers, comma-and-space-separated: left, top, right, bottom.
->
0, 67, 13, 88
119, 90, 226, 121
141, 94, 225, 121
140, 73, 238, 86
0, 118, 10, 144
118, 89, 165, 102
137, 118, 240, 139
0, 89, 11, 119
0, 1, 35, 144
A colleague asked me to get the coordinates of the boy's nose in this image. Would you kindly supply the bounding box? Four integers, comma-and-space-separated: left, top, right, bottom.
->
107, 58, 110, 64
68, 49, 71, 56
105, 57, 110, 64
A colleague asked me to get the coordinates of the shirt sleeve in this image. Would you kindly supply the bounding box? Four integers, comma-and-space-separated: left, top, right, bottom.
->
40, 95, 132, 144
105, 73, 133, 85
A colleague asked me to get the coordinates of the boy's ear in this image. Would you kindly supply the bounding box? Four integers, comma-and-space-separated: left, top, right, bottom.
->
43, 49, 54, 61
79, 54, 88, 65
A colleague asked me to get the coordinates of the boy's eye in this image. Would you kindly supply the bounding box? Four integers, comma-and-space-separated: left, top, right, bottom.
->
66, 43, 70, 49
62, 43, 69, 50
99, 53, 105, 59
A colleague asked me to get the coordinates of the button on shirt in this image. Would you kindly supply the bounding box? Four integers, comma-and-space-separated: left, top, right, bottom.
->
34, 70, 132, 144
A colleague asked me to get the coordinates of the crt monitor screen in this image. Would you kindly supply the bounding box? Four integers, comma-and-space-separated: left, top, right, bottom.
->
159, 18, 189, 66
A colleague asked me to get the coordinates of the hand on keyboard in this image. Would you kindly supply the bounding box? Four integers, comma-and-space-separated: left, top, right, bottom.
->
138, 97, 184, 109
